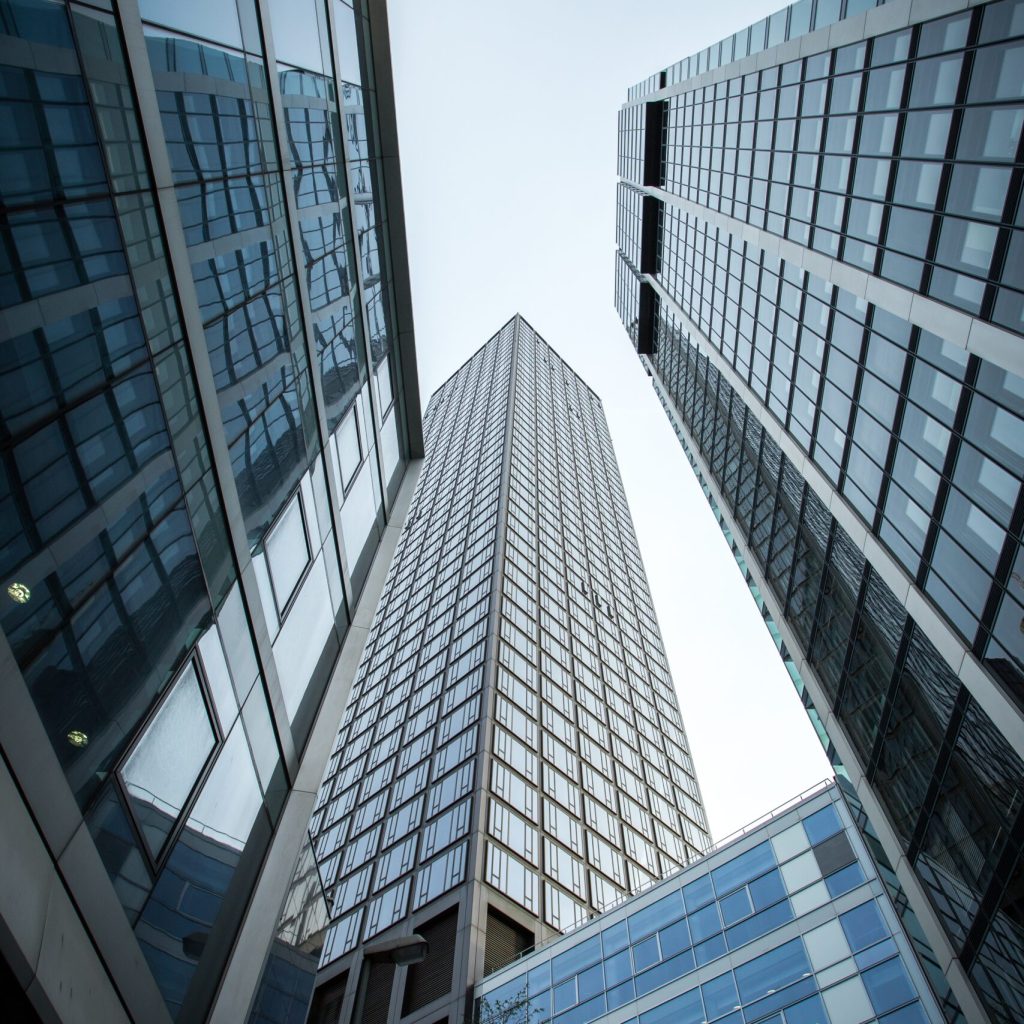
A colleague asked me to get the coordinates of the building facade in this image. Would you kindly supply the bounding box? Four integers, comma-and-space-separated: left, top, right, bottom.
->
306, 316, 711, 1024
477, 782, 946, 1024
614, 2, 1024, 1022
0, 0, 420, 1021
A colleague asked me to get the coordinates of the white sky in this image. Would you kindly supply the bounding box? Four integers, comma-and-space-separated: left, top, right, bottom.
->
388, 0, 832, 842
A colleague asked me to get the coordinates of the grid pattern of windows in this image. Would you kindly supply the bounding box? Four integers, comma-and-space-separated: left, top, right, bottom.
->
617, 4, 1024, 1024
0, 0, 416, 1020
312, 317, 709, 1017
616, 183, 645, 271
152, 32, 315, 549
618, 103, 646, 184
478, 791, 941, 1024
656, 3, 1024, 331
652, 317, 1024, 1024
316, 324, 512, 967
655, 208, 1024, 684
655, 210, 1024, 683
486, 323, 709, 934
614, 252, 642, 350
658, 0, 889, 93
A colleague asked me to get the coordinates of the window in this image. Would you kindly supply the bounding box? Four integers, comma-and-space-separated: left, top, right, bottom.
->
336, 405, 362, 490
265, 490, 310, 615
120, 658, 217, 863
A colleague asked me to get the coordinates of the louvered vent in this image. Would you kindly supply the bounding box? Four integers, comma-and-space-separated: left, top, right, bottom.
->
364, 962, 395, 1024
401, 908, 459, 1014
308, 970, 348, 1024
483, 908, 532, 976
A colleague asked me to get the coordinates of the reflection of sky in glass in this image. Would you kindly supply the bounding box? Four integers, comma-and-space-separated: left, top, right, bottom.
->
139, 0, 244, 50
187, 717, 264, 851
122, 663, 215, 857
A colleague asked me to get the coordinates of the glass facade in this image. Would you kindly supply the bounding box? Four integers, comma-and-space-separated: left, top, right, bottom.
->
0, 0, 418, 1021
615, 3, 1024, 1023
477, 785, 945, 1024
307, 316, 710, 1024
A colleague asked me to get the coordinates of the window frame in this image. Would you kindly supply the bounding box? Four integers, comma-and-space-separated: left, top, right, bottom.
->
114, 651, 223, 874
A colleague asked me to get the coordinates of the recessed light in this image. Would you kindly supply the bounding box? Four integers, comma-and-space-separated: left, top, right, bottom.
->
7, 582, 30, 604
67, 730, 89, 748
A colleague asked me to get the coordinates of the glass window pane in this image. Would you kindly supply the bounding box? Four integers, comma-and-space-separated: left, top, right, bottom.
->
266, 491, 309, 612
122, 661, 216, 859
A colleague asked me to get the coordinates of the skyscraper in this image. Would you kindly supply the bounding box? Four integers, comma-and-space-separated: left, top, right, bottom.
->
0, 0, 419, 1020
308, 316, 711, 1024
615, 2, 1024, 1022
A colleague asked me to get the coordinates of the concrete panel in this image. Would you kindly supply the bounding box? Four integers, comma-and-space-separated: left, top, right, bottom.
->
967, 317, 1024, 379
864, 2, 912, 33
909, 293, 971, 347
0, 758, 52, 984
34, 883, 131, 1024
57, 824, 171, 1023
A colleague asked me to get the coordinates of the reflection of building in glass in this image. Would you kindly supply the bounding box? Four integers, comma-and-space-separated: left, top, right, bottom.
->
476, 784, 946, 1024
615, 3, 1024, 1022
306, 316, 711, 1024
0, 0, 419, 1020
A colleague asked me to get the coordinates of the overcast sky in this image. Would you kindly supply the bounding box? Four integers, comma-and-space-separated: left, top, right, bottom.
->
388, 0, 832, 842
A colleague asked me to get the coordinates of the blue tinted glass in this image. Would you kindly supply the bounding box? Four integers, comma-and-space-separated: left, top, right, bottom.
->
688, 902, 722, 942
659, 917, 691, 957
735, 939, 812, 1003
636, 951, 696, 997
785, 993, 828, 1024
712, 841, 776, 895
552, 935, 601, 984
725, 900, 794, 949
683, 874, 714, 912
863, 958, 916, 1014
749, 868, 787, 910
553, 979, 576, 1013
841, 900, 889, 952
628, 892, 684, 940
527, 962, 551, 994
532, 990, 552, 1020
602, 920, 629, 955
743, 976, 818, 1020
605, 949, 632, 986
639, 988, 704, 1024
825, 860, 865, 897
554, 993, 604, 1024
702, 971, 740, 1018
577, 963, 603, 1002
856, 937, 899, 971
720, 887, 753, 924
694, 932, 727, 967
607, 979, 635, 1010
879, 1003, 929, 1024
803, 804, 841, 844
633, 935, 661, 972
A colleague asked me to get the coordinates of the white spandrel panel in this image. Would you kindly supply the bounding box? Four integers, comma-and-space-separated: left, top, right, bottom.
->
381, 406, 400, 485
272, 553, 333, 722
339, 457, 376, 566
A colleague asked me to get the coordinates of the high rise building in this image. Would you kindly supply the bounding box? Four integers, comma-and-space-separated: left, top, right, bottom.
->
615, 2, 1024, 1022
0, 0, 420, 1021
306, 316, 711, 1024
477, 782, 947, 1024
